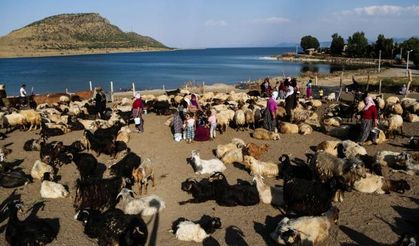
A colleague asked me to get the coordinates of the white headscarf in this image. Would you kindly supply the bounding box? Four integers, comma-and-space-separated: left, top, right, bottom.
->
135, 92, 141, 99
363, 96, 375, 111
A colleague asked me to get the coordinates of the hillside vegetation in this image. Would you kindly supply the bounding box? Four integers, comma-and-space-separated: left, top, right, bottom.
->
0, 13, 169, 57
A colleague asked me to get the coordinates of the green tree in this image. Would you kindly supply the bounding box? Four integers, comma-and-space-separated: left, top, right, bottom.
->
401, 37, 419, 67
300, 35, 320, 51
330, 33, 344, 55
347, 32, 369, 58
375, 34, 394, 59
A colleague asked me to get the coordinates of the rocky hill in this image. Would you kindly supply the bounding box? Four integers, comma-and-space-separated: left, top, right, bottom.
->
0, 13, 169, 58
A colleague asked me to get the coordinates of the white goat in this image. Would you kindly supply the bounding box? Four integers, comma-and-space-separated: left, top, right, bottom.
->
243, 155, 279, 177
190, 150, 226, 175
253, 174, 283, 206
116, 188, 166, 216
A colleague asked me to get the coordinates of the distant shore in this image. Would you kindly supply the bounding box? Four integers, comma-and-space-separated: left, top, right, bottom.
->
0, 47, 173, 59
275, 53, 395, 66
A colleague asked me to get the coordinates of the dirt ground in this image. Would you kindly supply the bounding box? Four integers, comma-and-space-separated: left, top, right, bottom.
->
0, 109, 418, 246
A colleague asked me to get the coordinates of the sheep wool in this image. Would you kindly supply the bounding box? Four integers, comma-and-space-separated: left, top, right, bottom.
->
31, 160, 54, 180
175, 221, 209, 242
40, 181, 69, 199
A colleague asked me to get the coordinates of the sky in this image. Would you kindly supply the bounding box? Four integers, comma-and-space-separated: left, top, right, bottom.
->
0, 0, 418, 48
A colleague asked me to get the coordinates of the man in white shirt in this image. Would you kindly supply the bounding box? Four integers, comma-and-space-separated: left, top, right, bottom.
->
19, 84, 27, 106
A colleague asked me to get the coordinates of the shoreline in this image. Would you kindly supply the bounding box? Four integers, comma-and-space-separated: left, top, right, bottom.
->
275, 53, 396, 66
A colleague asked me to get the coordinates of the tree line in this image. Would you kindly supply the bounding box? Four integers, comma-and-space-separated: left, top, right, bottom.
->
299, 33, 419, 67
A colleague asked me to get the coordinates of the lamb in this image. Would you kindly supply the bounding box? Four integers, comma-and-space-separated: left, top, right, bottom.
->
386, 114, 403, 138
271, 207, 339, 245
40, 172, 69, 199
323, 117, 341, 127
353, 173, 410, 194
171, 215, 222, 243
234, 109, 246, 131
386, 96, 400, 106
31, 160, 54, 180
116, 188, 166, 216
244, 143, 269, 160
316, 140, 341, 156
132, 158, 155, 194
406, 113, 419, 123
298, 123, 313, 135
253, 174, 283, 206
189, 150, 226, 175
221, 148, 243, 165
279, 122, 299, 134
251, 128, 280, 140
243, 155, 280, 177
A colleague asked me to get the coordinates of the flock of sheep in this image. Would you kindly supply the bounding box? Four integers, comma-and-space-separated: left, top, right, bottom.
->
0, 87, 418, 245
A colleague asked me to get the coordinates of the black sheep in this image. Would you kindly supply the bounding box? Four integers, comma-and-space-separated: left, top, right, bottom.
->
283, 176, 348, 216
109, 151, 141, 178
5, 200, 59, 245
75, 208, 148, 246
74, 176, 129, 211
83, 130, 116, 158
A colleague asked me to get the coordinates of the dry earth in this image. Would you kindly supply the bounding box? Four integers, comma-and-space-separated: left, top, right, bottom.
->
0, 110, 418, 246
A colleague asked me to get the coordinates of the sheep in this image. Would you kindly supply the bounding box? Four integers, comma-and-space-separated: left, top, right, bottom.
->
74, 208, 148, 246
293, 107, 314, 123
74, 176, 129, 211
391, 152, 419, 175
40, 172, 69, 199
284, 177, 347, 216
189, 150, 226, 174
234, 109, 246, 131
406, 113, 419, 123
326, 92, 336, 101
253, 174, 283, 206
251, 128, 280, 140
215, 138, 245, 158
323, 117, 341, 127
271, 207, 339, 245
325, 125, 352, 139
353, 173, 410, 194
0, 112, 27, 131
77, 119, 100, 131
298, 123, 313, 135
221, 148, 243, 165
364, 128, 387, 145
386, 96, 400, 106
244, 109, 255, 129
375, 97, 385, 110
171, 215, 222, 243
216, 111, 230, 134
316, 140, 340, 156
308, 99, 322, 108
391, 103, 403, 115
231, 137, 246, 148
20, 109, 41, 131
244, 143, 269, 160
132, 158, 155, 194
338, 140, 367, 158
116, 126, 132, 144
31, 160, 54, 180
243, 155, 280, 178
276, 106, 287, 119
116, 188, 166, 216
279, 122, 299, 134
120, 97, 132, 106
386, 114, 403, 138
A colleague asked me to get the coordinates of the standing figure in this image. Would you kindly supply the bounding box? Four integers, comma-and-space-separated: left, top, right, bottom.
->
94, 87, 107, 119
208, 109, 217, 140
306, 79, 313, 99
19, 84, 27, 106
263, 93, 278, 132
284, 81, 296, 122
184, 112, 195, 144
358, 96, 378, 145
132, 93, 144, 133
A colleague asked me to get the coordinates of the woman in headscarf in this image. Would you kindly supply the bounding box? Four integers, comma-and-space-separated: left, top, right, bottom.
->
358, 96, 378, 145
132, 92, 144, 133
94, 87, 107, 119
263, 92, 277, 132
284, 80, 295, 122
188, 94, 201, 113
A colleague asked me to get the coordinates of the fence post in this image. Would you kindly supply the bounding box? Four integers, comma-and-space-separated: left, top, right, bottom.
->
405, 70, 412, 98
315, 75, 318, 86
163, 84, 165, 91
378, 80, 382, 95
132, 82, 136, 97
337, 72, 343, 102
89, 81, 92, 91
110, 81, 114, 102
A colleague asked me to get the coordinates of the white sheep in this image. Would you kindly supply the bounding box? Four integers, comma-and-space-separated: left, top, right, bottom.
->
40, 173, 69, 199
386, 114, 403, 137
323, 117, 341, 127
391, 103, 403, 115
251, 128, 280, 140
298, 123, 313, 135
386, 96, 400, 106
190, 150, 226, 174
244, 109, 255, 129
116, 126, 132, 143
0, 112, 27, 131
234, 109, 246, 131
20, 109, 42, 131
271, 207, 339, 245
279, 122, 299, 134
116, 188, 166, 216
353, 173, 410, 194
253, 174, 283, 206
31, 160, 54, 180
326, 92, 336, 101
316, 140, 341, 156
339, 140, 367, 158
216, 143, 238, 159
406, 113, 419, 123
243, 155, 279, 177
174, 221, 209, 243
221, 148, 243, 165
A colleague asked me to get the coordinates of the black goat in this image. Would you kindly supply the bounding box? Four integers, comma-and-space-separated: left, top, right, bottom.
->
180, 172, 259, 206
23, 138, 43, 151
40, 122, 66, 138
71, 152, 98, 180
74, 176, 129, 211
75, 208, 148, 246
94, 121, 123, 141
247, 90, 261, 97
109, 152, 141, 179
283, 176, 348, 216
151, 101, 172, 115
166, 88, 180, 96
0, 167, 31, 188
6, 200, 59, 245
279, 154, 313, 181
83, 130, 116, 158
40, 141, 70, 166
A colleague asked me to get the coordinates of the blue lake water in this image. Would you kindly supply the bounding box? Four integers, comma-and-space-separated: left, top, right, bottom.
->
0, 47, 352, 96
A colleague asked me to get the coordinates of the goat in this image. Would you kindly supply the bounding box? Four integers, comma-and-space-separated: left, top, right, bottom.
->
110, 152, 141, 178
353, 173, 410, 194
40, 172, 69, 199
189, 150, 226, 175
171, 215, 222, 243
243, 155, 280, 177
116, 188, 165, 216
253, 174, 283, 206
132, 158, 155, 194
83, 130, 116, 158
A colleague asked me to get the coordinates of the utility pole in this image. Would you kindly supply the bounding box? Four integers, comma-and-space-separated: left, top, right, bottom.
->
378, 50, 382, 73
406, 50, 413, 76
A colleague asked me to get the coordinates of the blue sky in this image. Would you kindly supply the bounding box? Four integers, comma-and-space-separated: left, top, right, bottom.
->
0, 0, 418, 48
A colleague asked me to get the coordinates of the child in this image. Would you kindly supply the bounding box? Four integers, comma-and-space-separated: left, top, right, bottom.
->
319, 88, 324, 100
208, 109, 217, 139
173, 111, 183, 142
306, 79, 313, 99
184, 112, 195, 143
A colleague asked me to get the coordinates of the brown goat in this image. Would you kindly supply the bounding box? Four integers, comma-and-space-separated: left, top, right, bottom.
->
132, 158, 155, 194
245, 143, 269, 160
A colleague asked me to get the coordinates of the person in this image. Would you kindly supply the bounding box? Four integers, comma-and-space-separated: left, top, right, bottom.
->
263, 93, 277, 132
132, 92, 144, 133
284, 81, 296, 122
278, 80, 286, 99
94, 87, 107, 119
260, 78, 272, 97
188, 94, 201, 113
306, 79, 313, 99
172, 110, 184, 142
194, 111, 210, 141
319, 87, 324, 99
208, 109, 217, 140
399, 84, 408, 95
19, 84, 27, 105
358, 96, 378, 145
184, 112, 195, 143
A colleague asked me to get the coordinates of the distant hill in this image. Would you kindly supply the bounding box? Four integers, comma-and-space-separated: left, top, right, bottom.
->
0, 13, 169, 58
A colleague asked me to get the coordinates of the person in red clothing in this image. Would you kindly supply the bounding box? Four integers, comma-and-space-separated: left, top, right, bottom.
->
132, 93, 144, 133
358, 96, 378, 144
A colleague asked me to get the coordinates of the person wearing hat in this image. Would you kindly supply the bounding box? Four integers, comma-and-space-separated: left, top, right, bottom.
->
19, 84, 27, 106
94, 87, 107, 119
132, 92, 144, 133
